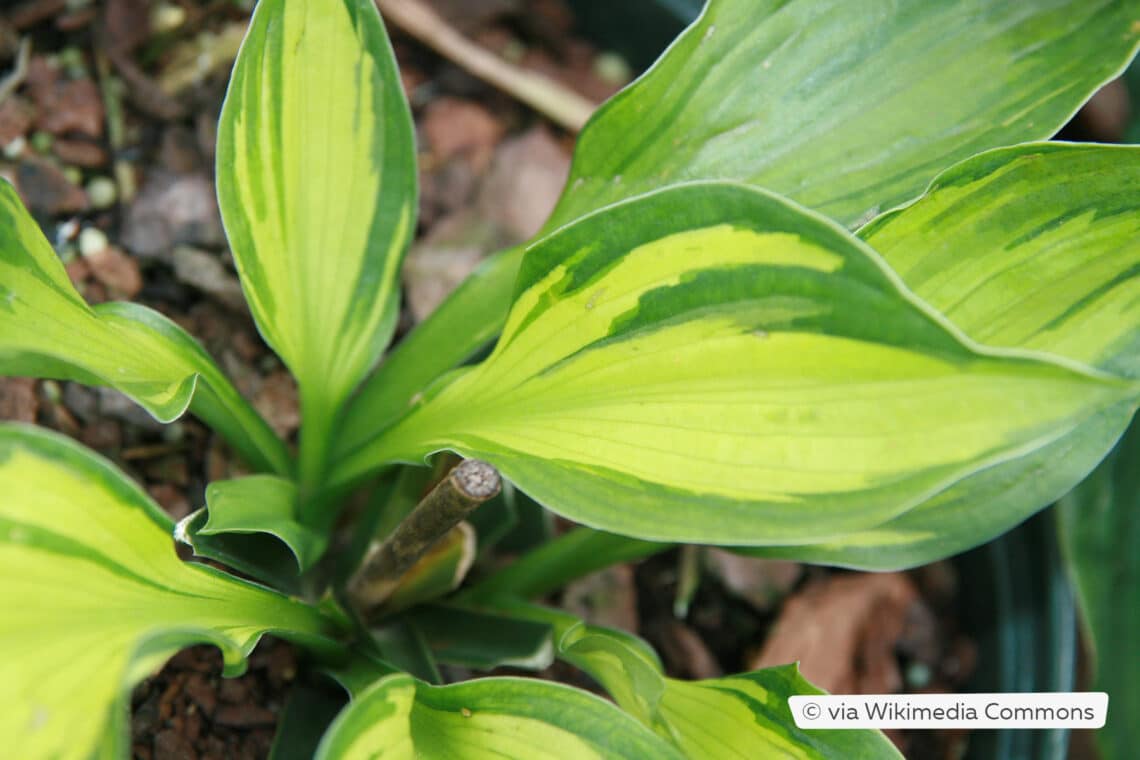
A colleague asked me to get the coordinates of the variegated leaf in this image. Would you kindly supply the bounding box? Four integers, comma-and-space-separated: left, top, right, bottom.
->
217, 0, 416, 482
0, 181, 289, 474
333, 183, 1136, 545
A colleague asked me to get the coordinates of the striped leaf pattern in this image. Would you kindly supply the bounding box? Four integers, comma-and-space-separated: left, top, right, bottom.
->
334, 183, 1137, 544
341, 0, 1140, 452
315, 674, 686, 760
757, 145, 1140, 567
865, 144, 1140, 377
550, 0, 1140, 230
0, 425, 336, 760
0, 181, 289, 474
217, 0, 416, 462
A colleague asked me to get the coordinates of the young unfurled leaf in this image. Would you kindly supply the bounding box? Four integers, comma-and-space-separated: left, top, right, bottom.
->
380, 524, 477, 614
217, 0, 416, 477
756, 144, 1140, 567
339, 0, 1140, 447
314, 673, 687, 760
334, 183, 1135, 545
0, 182, 289, 475
0, 425, 338, 760
478, 601, 902, 759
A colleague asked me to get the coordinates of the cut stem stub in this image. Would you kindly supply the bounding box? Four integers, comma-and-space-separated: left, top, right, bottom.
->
347, 458, 501, 613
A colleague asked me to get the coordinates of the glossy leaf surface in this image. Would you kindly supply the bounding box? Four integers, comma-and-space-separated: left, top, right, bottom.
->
0, 425, 335, 760
340, 0, 1140, 447
1058, 417, 1140, 760
0, 182, 289, 474
337, 183, 1135, 544
761, 145, 1140, 566
217, 0, 416, 466
315, 673, 686, 759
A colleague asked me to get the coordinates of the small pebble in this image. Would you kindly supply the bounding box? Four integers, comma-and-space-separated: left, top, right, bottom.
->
594, 52, 632, 86
57, 47, 88, 79
501, 39, 526, 63
3, 136, 26, 159
31, 131, 53, 154
86, 176, 118, 209
41, 380, 62, 404
78, 226, 108, 258
54, 218, 80, 249
152, 3, 187, 33
905, 661, 932, 689
162, 422, 185, 444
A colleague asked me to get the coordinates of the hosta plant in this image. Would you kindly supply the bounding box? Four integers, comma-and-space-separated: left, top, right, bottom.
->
2, 0, 1140, 757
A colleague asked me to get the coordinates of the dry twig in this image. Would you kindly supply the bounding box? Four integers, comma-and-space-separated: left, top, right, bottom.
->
347, 458, 501, 612
377, 0, 596, 131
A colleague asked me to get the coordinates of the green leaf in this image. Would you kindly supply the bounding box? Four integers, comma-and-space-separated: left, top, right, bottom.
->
407, 604, 554, 671
463, 526, 667, 603
269, 679, 348, 760
217, 0, 416, 481
0, 181, 289, 475
466, 480, 553, 557
755, 144, 1140, 567
0, 424, 338, 760
175, 508, 307, 592
334, 183, 1135, 545
864, 143, 1140, 378
1058, 417, 1140, 760
492, 601, 901, 759
314, 673, 687, 760
366, 621, 442, 685
551, 1, 1140, 231
339, 249, 522, 450
339, 0, 1140, 448
199, 475, 327, 572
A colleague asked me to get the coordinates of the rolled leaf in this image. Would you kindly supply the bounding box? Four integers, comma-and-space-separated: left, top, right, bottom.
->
175, 509, 311, 592
314, 673, 687, 760
199, 475, 326, 572
217, 0, 416, 478
1058, 416, 1140, 760
340, 0, 1140, 448
0, 425, 338, 760
0, 181, 289, 474
335, 183, 1135, 545
759, 144, 1140, 567
380, 523, 477, 614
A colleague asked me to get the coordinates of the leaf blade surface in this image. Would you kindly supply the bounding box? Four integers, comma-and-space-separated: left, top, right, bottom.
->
0, 425, 336, 760
339, 183, 1135, 544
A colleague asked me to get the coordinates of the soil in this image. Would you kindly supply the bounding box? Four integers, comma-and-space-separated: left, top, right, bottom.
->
1, 1, 1124, 758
